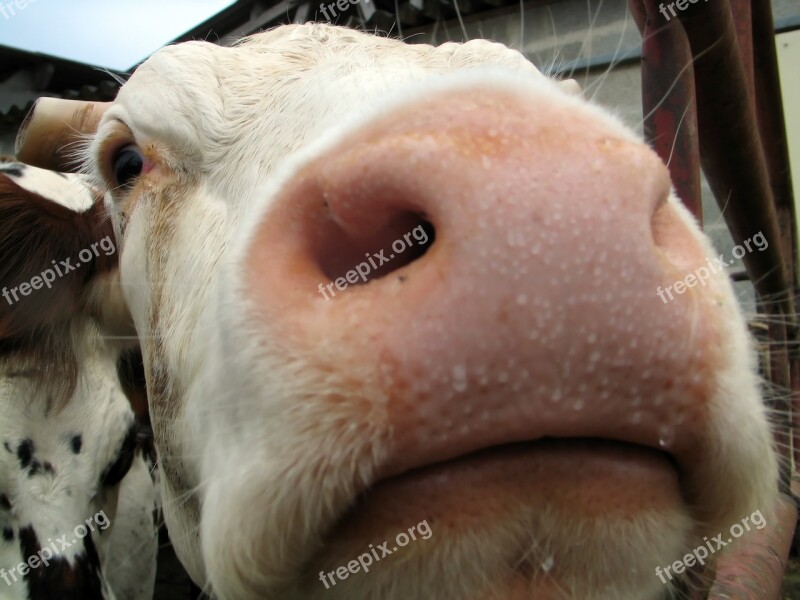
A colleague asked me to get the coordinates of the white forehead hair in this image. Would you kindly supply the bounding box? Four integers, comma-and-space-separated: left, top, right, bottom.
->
94, 24, 551, 204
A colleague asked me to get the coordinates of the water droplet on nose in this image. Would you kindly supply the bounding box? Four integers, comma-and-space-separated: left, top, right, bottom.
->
573, 399, 584, 411
517, 294, 528, 305
657, 425, 675, 448
452, 365, 468, 392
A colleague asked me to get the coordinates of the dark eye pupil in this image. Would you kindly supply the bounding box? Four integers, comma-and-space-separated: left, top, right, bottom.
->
112, 146, 143, 188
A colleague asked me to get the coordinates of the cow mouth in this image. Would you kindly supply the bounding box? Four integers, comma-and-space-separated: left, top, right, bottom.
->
323, 437, 685, 552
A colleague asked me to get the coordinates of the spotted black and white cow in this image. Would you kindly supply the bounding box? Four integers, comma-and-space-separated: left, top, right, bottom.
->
0, 162, 158, 600
15, 23, 778, 600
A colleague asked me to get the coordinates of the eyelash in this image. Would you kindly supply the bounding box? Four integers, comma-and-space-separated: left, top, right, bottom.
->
99, 131, 134, 183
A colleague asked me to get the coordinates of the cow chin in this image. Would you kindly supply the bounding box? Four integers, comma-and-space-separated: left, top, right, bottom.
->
200, 440, 692, 600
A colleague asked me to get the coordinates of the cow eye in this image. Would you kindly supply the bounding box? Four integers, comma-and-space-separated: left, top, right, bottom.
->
111, 145, 144, 189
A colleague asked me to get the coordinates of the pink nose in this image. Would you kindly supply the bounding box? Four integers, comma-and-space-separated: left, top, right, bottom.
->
245, 83, 721, 478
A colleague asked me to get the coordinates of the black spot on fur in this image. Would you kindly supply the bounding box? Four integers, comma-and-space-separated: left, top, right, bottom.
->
19, 525, 105, 600
70, 435, 82, 454
26, 460, 53, 478
2, 526, 13, 541
0, 494, 10, 510
100, 422, 138, 487
17, 438, 34, 469
3, 440, 10, 453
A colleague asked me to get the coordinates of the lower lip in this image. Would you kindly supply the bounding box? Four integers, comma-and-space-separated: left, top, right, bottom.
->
326, 439, 682, 542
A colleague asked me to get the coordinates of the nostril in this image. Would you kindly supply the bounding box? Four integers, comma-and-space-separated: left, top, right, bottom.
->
314, 211, 435, 287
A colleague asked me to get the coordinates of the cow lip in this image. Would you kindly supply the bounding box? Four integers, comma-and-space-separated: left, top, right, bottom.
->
324, 438, 684, 547
373, 402, 696, 490
371, 437, 681, 489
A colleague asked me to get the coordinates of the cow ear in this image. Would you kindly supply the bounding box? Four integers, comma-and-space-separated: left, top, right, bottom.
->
0, 174, 121, 345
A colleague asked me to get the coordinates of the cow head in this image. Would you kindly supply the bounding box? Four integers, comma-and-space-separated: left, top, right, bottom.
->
16, 24, 778, 600
0, 162, 157, 600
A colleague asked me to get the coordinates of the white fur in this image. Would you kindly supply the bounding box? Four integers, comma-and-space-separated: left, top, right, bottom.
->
82, 24, 777, 600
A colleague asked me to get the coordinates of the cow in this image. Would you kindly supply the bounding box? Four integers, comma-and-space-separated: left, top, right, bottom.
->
14, 23, 778, 600
0, 162, 158, 600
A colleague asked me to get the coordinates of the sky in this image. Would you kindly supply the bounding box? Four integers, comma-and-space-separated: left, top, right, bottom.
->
0, 0, 237, 71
